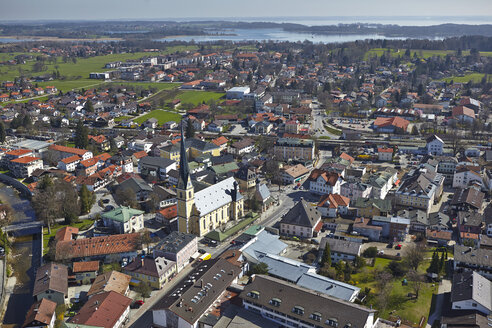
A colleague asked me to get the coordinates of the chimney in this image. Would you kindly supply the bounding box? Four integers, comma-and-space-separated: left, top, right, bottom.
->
200, 279, 203, 288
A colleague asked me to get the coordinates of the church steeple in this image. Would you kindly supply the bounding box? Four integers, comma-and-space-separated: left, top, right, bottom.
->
178, 121, 190, 188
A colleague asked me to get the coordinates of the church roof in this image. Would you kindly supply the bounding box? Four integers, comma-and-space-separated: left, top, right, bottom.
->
179, 121, 190, 186
194, 177, 242, 216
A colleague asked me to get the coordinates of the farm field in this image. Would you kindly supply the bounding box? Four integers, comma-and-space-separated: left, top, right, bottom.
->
133, 110, 182, 125
364, 48, 492, 60
441, 72, 492, 83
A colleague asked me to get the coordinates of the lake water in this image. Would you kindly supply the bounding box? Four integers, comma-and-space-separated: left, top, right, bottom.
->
158, 28, 429, 43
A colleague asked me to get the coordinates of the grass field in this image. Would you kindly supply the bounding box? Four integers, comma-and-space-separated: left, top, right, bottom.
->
42, 219, 94, 255
133, 110, 182, 125
114, 115, 132, 122
441, 72, 492, 83
106, 81, 181, 91
364, 48, 492, 60
173, 91, 225, 105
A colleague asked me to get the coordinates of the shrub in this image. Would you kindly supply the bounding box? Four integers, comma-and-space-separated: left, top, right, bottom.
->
387, 260, 408, 277
362, 246, 378, 258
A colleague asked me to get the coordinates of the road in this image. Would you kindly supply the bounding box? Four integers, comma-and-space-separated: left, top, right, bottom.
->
311, 105, 339, 139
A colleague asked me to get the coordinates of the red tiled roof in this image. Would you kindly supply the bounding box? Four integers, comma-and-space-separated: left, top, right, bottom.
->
308, 169, 340, 186
314, 220, 323, 233
88, 134, 107, 144
6, 148, 32, 156
61, 155, 81, 164
212, 136, 228, 146
157, 204, 177, 220
10, 156, 40, 164
318, 193, 350, 209
373, 116, 410, 131
23, 298, 57, 327
378, 147, 394, 153
452, 105, 475, 119
96, 153, 111, 162
80, 157, 98, 168
55, 226, 79, 242
339, 152, 354, 164
133, 150, 148, 159
49, 144, 89, 156
72, 261, 99, 273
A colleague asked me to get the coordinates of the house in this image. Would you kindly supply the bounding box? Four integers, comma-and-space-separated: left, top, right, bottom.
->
395, 168, 444, 214
101, 206, 144, 234
454, 245, 492, 279
340, 181, 372, 201
22, 298, 57, 328
211, 136, 229, 151
367, 169, 397, 200
254, 183, 273, 212
33, 263, 68, 305
451, 271, 492, 315
372, 116, 409, 133
227, 138, 256, 156
307, 169, 341, 195
234, 166, 257, 191
138, 156, 177, 180
156, 204, 178, 230
452, 105, 475, 124
76, 157, 99, 177
152, 232, 198, 272
371, 216, 410, 242
280, 199, 322, 238
453, 166, 483, 189
352, 218, 382, 241
377, 147, 393, 161
123, 256, 177, 289
240, 275, 375, 328
9, 156, 43, 178
152, 258, 242, 328
117, 176, 153, 201
280, 164, 310, 185
88, 135, 110, 151
57, 155, 81, 172
458, 212, 484, 236
49, 144, 93, 161
87, 271, 131, 298
72, 261, 99, 285
426, 228, 453, 246
68, 291, 132, 328
144, 118, 159, 129
317, 193, 350, 218
451, 187, 484, 212
274, 138, 314, 161
55, 233, 140, 263
426, 135, 444, 155
353, 197, 392, 218
319, 238, 362, 263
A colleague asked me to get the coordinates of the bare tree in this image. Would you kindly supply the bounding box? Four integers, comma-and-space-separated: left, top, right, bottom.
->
404, 244, 425, 271
407, 269, 424, 299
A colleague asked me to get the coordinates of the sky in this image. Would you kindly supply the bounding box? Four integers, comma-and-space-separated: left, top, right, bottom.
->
1, 0, 492, 21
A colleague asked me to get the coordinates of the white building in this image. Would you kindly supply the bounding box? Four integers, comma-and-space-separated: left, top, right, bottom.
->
128, 140, 153, 153
9, 156, 43, 178
377, 147, 393, 161
226, 86, 250, 99
307, 169, 342, 195
453, 167, 483, 189
57, 155, 81, 172
101, 207, 145, 234
340, 181, 372, 201
451, 271, 492, 316
426, 135, 444, 156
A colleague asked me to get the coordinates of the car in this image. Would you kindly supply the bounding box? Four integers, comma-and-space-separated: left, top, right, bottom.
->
378, 250, 384, 255
104, 205, 115, 212
198, 248, 206, 254
386, 243, 393, 248
311, 239, 320, 245
102, 199, 110, 204
395, 244, 402, 250
0, 247, 5, 256
131, 300, 145, 309
396, 253, 401, 257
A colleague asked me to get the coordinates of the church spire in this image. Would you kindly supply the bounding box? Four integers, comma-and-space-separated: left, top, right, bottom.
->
179, 120, 190, 187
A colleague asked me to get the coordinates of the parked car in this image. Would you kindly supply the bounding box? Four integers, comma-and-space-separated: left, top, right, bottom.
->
198, 248, 206, 254
395, 244, 402, 250
102, 199, 110, 204
386, 243, 393, 248
104, 205, 114, 212
131, 300, 145, 309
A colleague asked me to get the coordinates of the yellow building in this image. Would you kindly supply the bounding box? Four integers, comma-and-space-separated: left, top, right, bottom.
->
123, 257, 176, 289
176, 127, 244, 237
159, 138, 221, 162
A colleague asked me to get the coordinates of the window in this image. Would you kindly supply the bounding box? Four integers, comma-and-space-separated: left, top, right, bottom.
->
248, 291, 260, 299
325, 318, 338, 327
269, 298, 281, 307
310, 312, 322, 322
292, 306, 304, 316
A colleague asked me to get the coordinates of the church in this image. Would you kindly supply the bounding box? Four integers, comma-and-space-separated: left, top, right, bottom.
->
177, 125, 244, 236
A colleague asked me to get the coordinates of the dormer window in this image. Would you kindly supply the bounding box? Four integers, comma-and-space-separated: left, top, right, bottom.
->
292, 305, 304, 316
326, 318, 338, 327
269, 298, 281, 307
248, 291, 260, 299
311, 312, 322, 322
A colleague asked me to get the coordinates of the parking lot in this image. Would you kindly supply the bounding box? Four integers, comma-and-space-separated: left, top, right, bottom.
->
360, 234, 414, 257
332, 118, 373, 132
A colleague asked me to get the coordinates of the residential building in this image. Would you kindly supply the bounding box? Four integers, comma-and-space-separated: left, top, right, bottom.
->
426, 228, 453, 246
241, 275, 376, 328
153, 231, 198, 272
57, 155, 81, 172
138, 156, 177, 180
307, 169, 342, 195
227, 138, 256, 156
453, 166, 483, 189
372, 116, 409, 133
254, 183, 273, 212
280, 164, 310, 185
22, 298, 57, 328
87, 271, 131, 298
368, 169, 397, 200
72, 261, 99, 285
152, 258, 242, 328
156, 204, 178, 229
395, 168, 444, 214
226, 86, 250, 99
340, 181, 372, 201
426, 135, 444, 155
452, 105, 475, 124
9, 156, 43, 178
377, 147, 393, 161
451, 271, 492, 315
274, 138, 314, 161
123, 256, 177, 289
49, 144, 93, 161
33, 263, 68, 305
280, 199, 322, 238
316, 193, 350, 218
451, 187, 485, 212
454, 245, 492, 279
352, 218, 383, 241
69, 291, 132, 328
101, 206, 144, 234
117, 176, 153, 201
319, 238, 362, 263
371, 216, 411, 242
353, 197, 392, 218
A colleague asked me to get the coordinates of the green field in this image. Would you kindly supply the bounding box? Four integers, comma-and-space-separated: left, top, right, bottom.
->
106, 81, 181, 92
173, 91, 225, 105
114, 115, 132, 122
441, 72, 492, 83
364, 48, 492, 60
133, 110, 182, 125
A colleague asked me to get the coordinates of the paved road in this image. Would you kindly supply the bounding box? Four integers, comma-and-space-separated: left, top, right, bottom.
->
311, 106, 339, 139
426, 279, 451, 328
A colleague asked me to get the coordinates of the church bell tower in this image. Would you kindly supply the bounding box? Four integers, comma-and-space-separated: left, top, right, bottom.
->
177, 121, 195, 234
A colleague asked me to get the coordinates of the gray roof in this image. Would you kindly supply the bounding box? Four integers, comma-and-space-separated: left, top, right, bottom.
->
33, 262, 68, 297
153, 231, 197, 255
297, 272, 360, 302
255, 184, 271, 202
241, 275, 375, 328
320, 238, 361, 256
194, 177, 242, 216
454, 245, 492, 268
396, 168, 443, 199
280, 200, 321, 228
353, 197, 392, 212
242, 231, 287, 262
255, 252, 315, 283
458, 212, 483, 228
451, 188, 485, 209
139, 156, 176, 168
451, 271, 492, 312
118, 176, 152, 193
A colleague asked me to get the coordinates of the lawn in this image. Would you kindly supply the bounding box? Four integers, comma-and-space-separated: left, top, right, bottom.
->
133, 110, 182, 125
114, 115, 132, 122
42, 219, 94, 255
364, 48, 492, 61
37, 79, 104, 93
106, 82, 181, 92
173, 91, 225, 105
441, 72, 492, 83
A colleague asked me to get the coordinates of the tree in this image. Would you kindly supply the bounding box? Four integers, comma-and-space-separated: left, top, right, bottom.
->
427, 252, 440, 274
321, 244, 331, 268
32, 184, 59, 234
249, 262, 269, 275
74, 120, 89, 149
362, 246, 378, 258
0, 121, 6, 143
185, 119, 195, 138
135, 281, 152, 299
388, 260, 408, 277
411, 125, 419, 136
84, 100, 94, 113
354, 255, 366, 270
0, 204, 13, 228
407, 269, 424, 299
115, 187, 138, 208
439, 251, 446, 273
140, 229, 153, 253
79, 185, 95, 215
404, 244, 425, 271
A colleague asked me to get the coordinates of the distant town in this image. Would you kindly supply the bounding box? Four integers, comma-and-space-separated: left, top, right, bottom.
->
0, 22, 490, 328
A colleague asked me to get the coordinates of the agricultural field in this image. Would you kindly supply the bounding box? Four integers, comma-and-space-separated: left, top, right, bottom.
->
133, 110, 182, 125
364, 48, 492, 60
173, 91, 225, 105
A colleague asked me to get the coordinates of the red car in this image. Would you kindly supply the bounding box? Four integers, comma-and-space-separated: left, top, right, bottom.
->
131, 300, 145, 309
395, 244, 402, 250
